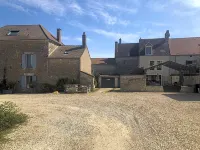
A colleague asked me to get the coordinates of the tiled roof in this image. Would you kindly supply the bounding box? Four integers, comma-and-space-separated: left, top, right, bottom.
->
49, 45, 85, 58
117, 43, 139, 57
169, 37, 200, 55
91, 58, 116, 65
0, 25, 62, 45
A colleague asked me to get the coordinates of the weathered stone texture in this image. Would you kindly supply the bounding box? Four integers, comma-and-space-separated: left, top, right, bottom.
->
80, 48, 92, 75
47, 58, 80, 84
80, 71, 94, 89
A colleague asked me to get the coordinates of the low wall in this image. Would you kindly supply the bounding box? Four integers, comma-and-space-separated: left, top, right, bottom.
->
80, 71, 94, 89
120, 75, 146, 92
145, 86, 164, 92
184, 76, 200, 86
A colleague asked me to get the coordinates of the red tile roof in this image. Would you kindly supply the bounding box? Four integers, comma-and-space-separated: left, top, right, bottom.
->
169, 37, 200, 55
91, 58, 116, 65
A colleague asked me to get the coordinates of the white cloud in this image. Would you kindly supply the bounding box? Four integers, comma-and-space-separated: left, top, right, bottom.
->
68, 1, 84, 15
93, 29, 139, 42
173, 0, 200, 8
146, 1, 168, 12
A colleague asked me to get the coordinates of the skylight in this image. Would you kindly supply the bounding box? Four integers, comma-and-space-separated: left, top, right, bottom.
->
7, 30, 19, 36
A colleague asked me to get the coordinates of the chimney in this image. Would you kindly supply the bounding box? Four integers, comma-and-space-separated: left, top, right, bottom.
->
115, 41, 118, 58
82, 32, 86, 47
165, 30, 170, 41
119, 38, 122, 44
57, 28, 61, 43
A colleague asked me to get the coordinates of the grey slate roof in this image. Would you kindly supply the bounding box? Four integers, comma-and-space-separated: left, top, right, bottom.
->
49, 45, 85, 58
139, 38, 170, 56
0, 25, 62, 45
116, 43, 139, 57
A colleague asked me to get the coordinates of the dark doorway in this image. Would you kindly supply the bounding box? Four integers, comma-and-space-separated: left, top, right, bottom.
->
101, 77, 115, 88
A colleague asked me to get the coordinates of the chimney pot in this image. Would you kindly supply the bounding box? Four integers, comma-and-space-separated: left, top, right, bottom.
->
165, 30, 170, 40
57, 28, 61, 43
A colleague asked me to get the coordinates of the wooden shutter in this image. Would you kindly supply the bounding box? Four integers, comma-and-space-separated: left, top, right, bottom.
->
22, 54, 26, 69
20, 76, 26, 89
31, 54, 36, 69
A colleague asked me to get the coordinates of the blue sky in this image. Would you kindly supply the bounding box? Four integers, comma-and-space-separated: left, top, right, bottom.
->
0, 0, 200, 58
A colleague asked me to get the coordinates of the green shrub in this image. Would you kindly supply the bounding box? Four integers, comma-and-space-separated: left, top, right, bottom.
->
40, 83, 56, 93
0, 102, 28, 131
56, 78, 69, 92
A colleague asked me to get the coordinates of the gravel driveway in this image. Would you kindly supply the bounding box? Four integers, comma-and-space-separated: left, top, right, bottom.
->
1, 92, 200, 150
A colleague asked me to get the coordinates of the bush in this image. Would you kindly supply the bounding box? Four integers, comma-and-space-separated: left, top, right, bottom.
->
0, 102, 28, 131
56, 78, 69, 92
40, 83, 56, 93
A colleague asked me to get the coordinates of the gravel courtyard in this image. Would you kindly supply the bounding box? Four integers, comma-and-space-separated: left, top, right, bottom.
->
1, 91, 200, 150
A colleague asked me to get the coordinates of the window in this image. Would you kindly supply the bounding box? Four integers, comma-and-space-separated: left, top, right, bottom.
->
146, 75, 161, 86
150, 61, 155, 70
22, 53, 36, 69
7, 30, 19, 36
157, 61, 162, 70
145, 46, 152, 55
21, 75, 37, 89
186, 60, 193, 65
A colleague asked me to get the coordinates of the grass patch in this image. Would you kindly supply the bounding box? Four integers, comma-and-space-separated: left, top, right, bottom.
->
0, 101, 28, 143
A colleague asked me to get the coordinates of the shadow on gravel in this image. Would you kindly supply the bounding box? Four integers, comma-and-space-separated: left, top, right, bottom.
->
163, 93, 200, 101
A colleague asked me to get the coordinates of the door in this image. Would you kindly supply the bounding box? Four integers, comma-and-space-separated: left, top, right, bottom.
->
101, 77, 115, 88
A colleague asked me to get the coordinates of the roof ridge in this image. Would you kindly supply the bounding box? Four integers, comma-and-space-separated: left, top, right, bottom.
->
39, 25, 48, 40
170, 37, 200, 39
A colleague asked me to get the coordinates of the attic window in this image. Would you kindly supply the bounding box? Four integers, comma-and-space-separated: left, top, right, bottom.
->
64, 51, 69, 55
145, 46, 152, 55
7, 30, 19, 36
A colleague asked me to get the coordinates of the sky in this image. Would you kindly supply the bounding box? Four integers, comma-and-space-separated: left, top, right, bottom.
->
0, 0, 200, 58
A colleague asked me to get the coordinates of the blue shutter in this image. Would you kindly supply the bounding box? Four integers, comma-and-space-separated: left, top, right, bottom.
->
31, 54, 36, 69
22, 54, 26, 69
20, 76, 26, 89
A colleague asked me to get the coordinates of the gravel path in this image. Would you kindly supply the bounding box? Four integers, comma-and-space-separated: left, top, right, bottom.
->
1, 92, 200, 150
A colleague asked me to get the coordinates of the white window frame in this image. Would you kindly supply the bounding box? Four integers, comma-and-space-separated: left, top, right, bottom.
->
156, 60, 163, 71
145, 46, 152, 55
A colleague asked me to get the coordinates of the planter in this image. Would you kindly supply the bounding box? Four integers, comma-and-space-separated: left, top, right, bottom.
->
3, 89, 13, 94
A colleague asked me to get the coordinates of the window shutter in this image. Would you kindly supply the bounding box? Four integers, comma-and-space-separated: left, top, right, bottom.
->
32, 76, 37, 82
22, 54, 26, 69
20, 76, 26, 89
31, 54, 36, 69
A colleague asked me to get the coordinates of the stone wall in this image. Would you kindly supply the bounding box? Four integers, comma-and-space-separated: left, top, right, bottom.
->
184, 75, 200, 86
80, 71, 94, 89
0, 40, 50, 92
120, 75, 146, 92
80, 48, 92, 75
47, 58, 80, 84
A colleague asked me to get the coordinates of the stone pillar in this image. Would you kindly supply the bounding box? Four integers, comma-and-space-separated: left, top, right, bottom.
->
98, 76, 101, 88
115, 77, 118, 88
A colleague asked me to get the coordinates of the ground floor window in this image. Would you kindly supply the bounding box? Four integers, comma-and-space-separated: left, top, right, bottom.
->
146, 75, 161, 86
21, 75, 37, 89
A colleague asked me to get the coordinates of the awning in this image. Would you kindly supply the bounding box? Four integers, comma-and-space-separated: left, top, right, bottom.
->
145, 61, 198, 73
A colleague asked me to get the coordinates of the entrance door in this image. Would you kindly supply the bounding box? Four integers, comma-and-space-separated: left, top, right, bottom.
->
101, 77, 115, 88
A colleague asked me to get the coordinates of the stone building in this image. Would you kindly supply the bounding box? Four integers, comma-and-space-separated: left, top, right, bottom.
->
0, 25, 93, 92
92, 30, 200, 88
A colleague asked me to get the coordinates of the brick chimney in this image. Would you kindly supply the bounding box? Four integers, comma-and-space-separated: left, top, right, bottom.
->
115, 41, 118, 58
82, 32, 86, 47
57, 28, 61, 43
165, 30, 170, 41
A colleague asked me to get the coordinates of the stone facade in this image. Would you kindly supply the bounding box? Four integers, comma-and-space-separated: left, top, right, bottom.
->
0, 40, 50, 91
120, 75, 146, 92
80, 71, 94, 89
80, 48, 92, 75
47, 58, 80, 84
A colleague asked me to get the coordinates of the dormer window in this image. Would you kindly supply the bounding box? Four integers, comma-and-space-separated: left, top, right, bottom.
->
7, 30, 19, 36
145, 46, 152, 55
